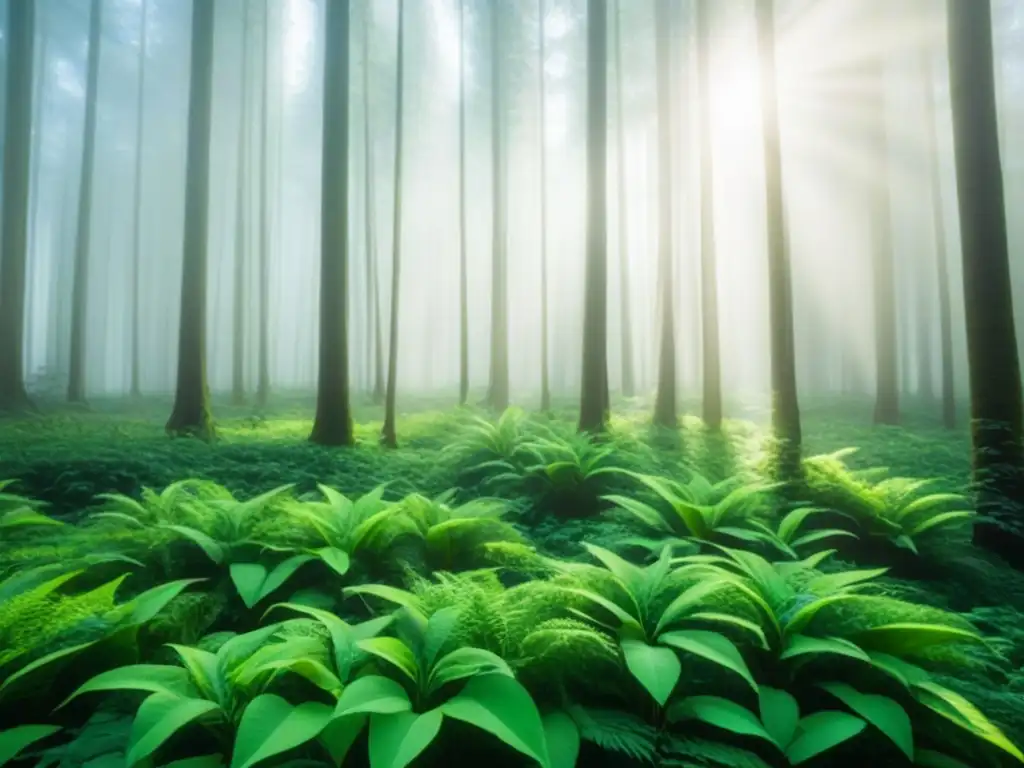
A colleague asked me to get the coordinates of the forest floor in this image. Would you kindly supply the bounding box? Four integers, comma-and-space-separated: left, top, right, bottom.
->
1, 394, 1023, 767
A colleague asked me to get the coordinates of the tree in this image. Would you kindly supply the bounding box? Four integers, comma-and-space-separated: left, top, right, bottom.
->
381, 0, 407, 449
166, 0, 217, 440
67, 0, 103, 404
231, 0, 251, 406
458, 0, 470, 406
612, 0, 633, 400
652, 0, 677, 429
487, 0, 510, 412
538, 0, 551, 412
256, 0, 272, 408
310, 0, 355, 447
696, 0, 722, 430
361, 4, 385, 404
0, 0, 36, 413
755, 0, 802, 480
947, 0, 1024, 561
130, 0, 151, 399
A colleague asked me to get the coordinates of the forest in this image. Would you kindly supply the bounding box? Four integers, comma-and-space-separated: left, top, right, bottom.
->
1, 0, 1024, 766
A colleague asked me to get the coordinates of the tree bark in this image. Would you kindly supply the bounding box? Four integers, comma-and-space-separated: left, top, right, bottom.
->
755, 0, 802, 480
947, 0, 1024, 561
130, 0, 151, 399
310, 0, 355, 447
612, 0, 634, 400
362, 5, 385, 405
231, 0, 250, 406
166, 0, 216, 440
0, 0, 35, 413
256, 0, 271, 408
487, 0, 510, 412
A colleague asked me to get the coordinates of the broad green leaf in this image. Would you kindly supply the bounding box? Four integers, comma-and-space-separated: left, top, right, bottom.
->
914, 681, 1024, 762
778, 507, 830, 542
357, 637, 420, 684
62, 665, 194, 707
231, 694, 333, 768
441, 674, 551, 767
671, 696, 773, 743
621, 640, 680, 706
759, 687, 799, 748
659, 630, 757, 692
0, 508, 62, 528
687, 612, 770, 649
581, 544, 646, 601
423, 606, 462, 669
127, 693, 222, 766
334, 675, 412, 718
162, 525, 226, 564
790, 529, 858, 549
0, 725, 60, 766
805, 568, 888, 595
784, 594, 865, 637
257, 657, 343, 696
913, 750, 974, 768
126, 579, 207, 626
429, 647, 513, 693
907, 511, 973, 537
0, 640, 101, 702
168, 645, 221, 704
820, 682, 913, 761
785, 711, 866, 764
320, 715, 367, 764
602, 495, 671, 534
344, 584, 424, 613
230, 556, 314, 610
368, 710, 444, 768
542, 711, 580, 768
313, 547, 351, 577
853, 623, 981, 657
562, 588, 642, 634
779, 635, 870, 664
654, 578, 731, 635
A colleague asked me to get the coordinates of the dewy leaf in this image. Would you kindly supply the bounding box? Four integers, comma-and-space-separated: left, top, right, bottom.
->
334, 675, 412, 718
231, 694, 333, 768
441, 674, 551, 767
621, 639, 681, 707
368, 710, 444, 768
784, 711, 866, 764
820, 682, 913, 761
0, 724, 61, 766
126, 693, 222, 766
542, 711, 580, 768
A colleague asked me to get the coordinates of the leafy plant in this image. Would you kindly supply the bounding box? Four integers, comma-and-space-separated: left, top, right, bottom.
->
0, 480, 60, 531
717, 505, 858, 560
441, 408, 535, 489
0, 724, 61, 766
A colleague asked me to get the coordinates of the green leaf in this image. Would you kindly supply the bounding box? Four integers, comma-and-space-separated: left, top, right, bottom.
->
686, 612, 770, 649
127, 693, 222, 766
853, 623, 982, 657
230, 694, 333, 768
785, 711, 866, 764
759, 687, 799, 748
230, 556, 314, 610
670, 696, 773, 743
654, 578, 731, 635
160, 756, 225, 768
168, 645, 221, 703
621, 640, 681, 706
789, 529, 858, 549
779, 635, 870, 664
428, 647, 513, 693
783, 594, 864, 637
913, 681, 1024, 762
441, 674, 551, 767
542, 711, 580, 768
422, 606, 462, 669
126, 579, 207, 626
368, 710, 444, 768
314, 547, 351, 577
658, 630, 757, 692
319, 715, 367, 764
913, 750, 974, 768
820, 682, 913, 761
0, 640, 101, 702
62, 665, 194, 707
0, 508, 62, 528
334, 675, 412, 718
777, 506, 829, 542
344, 583, 423, 613
162, 525, 226, 564
562, 587, 642, 634
0, 725, 61, 766
602, 495, 672, 534
357, 637, 420, 684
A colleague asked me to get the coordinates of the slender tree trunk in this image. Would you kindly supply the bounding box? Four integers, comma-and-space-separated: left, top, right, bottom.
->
578, 0, 609, 433
24, 10, 48, 379
381, 0, 406, 449
458, 0, 470, 406
487, 0, 510, 412
538, 0, 551, 412
67, 0, 103, 404
652, 0, 677, 428
256, 0, 271, 408
130, 0, 150, 399
310, 0, 354, 446
755, 0, 802, 480
923, 55, 956, 430
166, 0, 216, 440
0, 0, 35, 412
696, 0, 722, 430
231, 0, 250, 406
948, 0, 1024, 561
612, 0, 633, 400
362, 6, 385, 405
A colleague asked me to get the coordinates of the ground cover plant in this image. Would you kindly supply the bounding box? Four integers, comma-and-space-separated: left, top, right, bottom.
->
1, 396, 1022, 767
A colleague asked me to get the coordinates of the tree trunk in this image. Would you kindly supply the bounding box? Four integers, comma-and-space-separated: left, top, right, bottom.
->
130, 0, 151, 400
487, 0, 509, 412
231, 0, 250, 406
538, 0, 551, 412
696, 0, 722, 430
166, 0, 216, 440
0, 0, 35, 412
256, 0, 271, 408
755, 0, 802, 480
362, 6, 385, 405
578, 0, 609, 433
652, 0, 677, 429
381, 0, 406, 449
458, 0, 470, 406
67, 0, 103, 404
948, 0, 1024, 562
612, 0, 634, 400
310, 0, 354, 447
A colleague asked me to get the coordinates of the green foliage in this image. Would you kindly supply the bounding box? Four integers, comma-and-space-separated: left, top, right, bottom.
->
0, 724, 61, 766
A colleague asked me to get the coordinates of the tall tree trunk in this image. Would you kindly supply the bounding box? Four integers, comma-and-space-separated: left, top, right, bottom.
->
381, 0, 406, 448
0, 0, 35, 412
256, 0, 271, 408
130, 0, 150, 399
612, 0, 633, 400
538, 0, 551, 412
458, 0, 470, 406
652, 0, 677, 428
166, 0, 216, 440
578, 0, 609, 433
310, 0, 354, 447
696, 0, 722, 430
948, 0, 1024, 562
868, 51, 900, 425
24, 8, 49, 375
362, 6, 385, 405
755, 0, 802, 480
487, 0, 509, 412
231, 0, 250, 406
67, 0, 103, 404
923, 53, 956, 430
